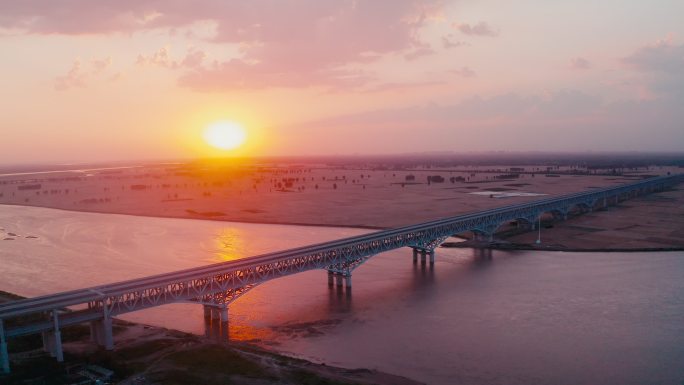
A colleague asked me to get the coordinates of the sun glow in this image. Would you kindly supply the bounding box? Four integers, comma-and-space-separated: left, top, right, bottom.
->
203, 121, 248, 150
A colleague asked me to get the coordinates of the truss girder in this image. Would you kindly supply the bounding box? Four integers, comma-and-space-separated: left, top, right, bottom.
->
64, 178, 684, 316
1, 174, 681, 332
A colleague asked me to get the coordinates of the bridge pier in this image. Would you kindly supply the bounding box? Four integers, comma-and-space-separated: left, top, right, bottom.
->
90, 320, 103, 346
51, 311, 64, 362
429, 250, 435, 265
1, 319, 9, 374
102, 317, 113, 351
89, 316, 114, 350
412, 248, 418, 264
42, 331, 50, 351
326, 270, 352, 291
89, 321, 97, 342
220, 305, 229, 323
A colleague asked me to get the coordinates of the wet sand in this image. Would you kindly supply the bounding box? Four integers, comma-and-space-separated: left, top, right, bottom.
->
500, 187, 684, 250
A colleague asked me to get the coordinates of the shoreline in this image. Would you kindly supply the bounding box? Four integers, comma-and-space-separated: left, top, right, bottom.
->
3, 199, 683, 253
442, 241, 684, 253
0, 202, 389, 231
0, 291, 423, 385
441, 242, 684, 253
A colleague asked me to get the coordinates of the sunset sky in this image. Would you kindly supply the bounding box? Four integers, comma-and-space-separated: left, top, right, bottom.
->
1, 0, 683, 163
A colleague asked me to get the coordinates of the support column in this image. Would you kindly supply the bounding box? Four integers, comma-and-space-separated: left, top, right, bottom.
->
328, 271, 334, 287
344, 274, 352, 289
420, 250, 426, 265
89, 321, 98, 342
211, 307, 220, 320
412, 248, 418, 264
42, 331, 51, 351
203, 305, 212, 320
52, 311, 64, 362
335, 274, 343, 287
102, 316, 113, 351
1, 319, 9, 374
220, 305, 229, 323
429, 250, 435, 265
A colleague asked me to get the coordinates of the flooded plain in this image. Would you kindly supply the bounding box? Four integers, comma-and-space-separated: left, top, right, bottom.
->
1, 204, 683, 385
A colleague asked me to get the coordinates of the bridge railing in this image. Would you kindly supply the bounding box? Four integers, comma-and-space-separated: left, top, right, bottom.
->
0, 174, 681, 320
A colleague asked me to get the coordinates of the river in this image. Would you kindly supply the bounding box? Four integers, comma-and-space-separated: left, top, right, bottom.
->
1, 204, 683, 385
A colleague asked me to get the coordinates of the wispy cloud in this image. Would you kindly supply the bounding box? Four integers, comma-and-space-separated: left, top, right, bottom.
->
570, 57, 591, 70
454, 21, 499, 37
54, 60, 86, 91
441, 34, 466, 49
1, 1, 445, 91
451, 66, 476, 78
622, 38, 684, 98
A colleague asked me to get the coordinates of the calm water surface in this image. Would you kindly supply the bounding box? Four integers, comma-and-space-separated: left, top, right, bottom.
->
1, 205, 683, 385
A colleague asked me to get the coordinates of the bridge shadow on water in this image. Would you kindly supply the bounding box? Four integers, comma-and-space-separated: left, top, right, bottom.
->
204, 247, 501, 344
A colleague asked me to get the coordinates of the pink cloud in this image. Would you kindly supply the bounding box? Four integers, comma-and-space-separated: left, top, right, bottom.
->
454, 21, 499, 37
622, 38, 684, 98
136, 47, 178, 68
0, 1, 443, 90
91, 57, 112, 73
178, 59, 373, 90
275, 89, 684, 153
404, 45, 436, 61
570, 57, 591, 70
451, 66, 476, 78
54, 60, 86, 91
441, 34, 466, 49
181, 49, 205, 68
622, 38, 684, 73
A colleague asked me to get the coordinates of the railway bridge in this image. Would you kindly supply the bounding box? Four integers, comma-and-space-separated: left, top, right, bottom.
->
1, 173, 682, 373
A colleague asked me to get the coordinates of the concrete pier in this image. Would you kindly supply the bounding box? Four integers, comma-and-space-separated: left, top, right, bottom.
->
89, 321, 97, 342
102, 317, 113, 351
412, 248, 418, 263
220, 306, 229, 323
1, 319, 9, 374
52, 311, 64, 361
328, 271, 334, 287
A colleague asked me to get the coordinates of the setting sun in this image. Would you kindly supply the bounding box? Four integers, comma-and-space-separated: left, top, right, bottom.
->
203, 121, 247, 150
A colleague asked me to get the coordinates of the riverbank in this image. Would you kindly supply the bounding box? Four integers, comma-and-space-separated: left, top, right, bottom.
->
0, 291, 422, 385
1, 161, 682, 251
444, 240, 684, 252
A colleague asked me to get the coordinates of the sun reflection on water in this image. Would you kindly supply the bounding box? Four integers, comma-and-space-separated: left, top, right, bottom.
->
213, 227, 247, 261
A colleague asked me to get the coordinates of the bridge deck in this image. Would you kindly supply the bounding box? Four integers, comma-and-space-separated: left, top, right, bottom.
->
0, 173, 681, 373
1, 174, 681, 323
